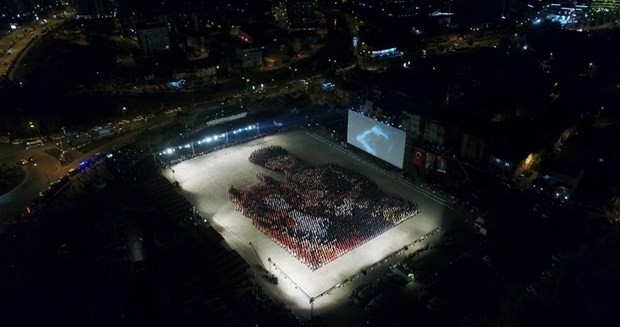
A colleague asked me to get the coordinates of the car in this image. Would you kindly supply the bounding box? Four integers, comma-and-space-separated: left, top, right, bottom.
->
17, 159, 28, 165
365, 294, 386, 313
68, 168, 79, 176
39, 188, 50, 198
0, 136, 10, 143
11, 138, 24, 145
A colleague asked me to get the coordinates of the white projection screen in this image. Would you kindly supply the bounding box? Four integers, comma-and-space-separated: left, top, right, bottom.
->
347, 110, 406, 168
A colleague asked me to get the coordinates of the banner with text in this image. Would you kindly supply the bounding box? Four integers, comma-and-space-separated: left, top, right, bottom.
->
436, 155, 447, 173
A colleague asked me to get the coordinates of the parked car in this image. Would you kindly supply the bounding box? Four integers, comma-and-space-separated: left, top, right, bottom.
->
11, 138, 24, 145
365, 294, 386, 313
17, 159, 28, 165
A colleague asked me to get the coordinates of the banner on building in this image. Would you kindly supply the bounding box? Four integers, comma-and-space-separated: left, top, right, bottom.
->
436, 155, 447, 173
425, 152, 436, 169
413, 147, 425, 167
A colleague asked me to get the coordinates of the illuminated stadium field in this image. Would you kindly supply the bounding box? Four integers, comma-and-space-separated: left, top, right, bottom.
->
228, 145, 420, 271
163, 131, 447, 318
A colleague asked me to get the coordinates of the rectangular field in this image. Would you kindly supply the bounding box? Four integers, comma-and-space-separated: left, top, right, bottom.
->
164, 131, 443, 312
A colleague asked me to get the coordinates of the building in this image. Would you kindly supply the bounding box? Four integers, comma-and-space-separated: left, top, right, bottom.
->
537, 159, 583, 202
589, 0, 620, 11
287, 0, 318, 30
487, 138, 532, 178
334, 82, 367, 107
356, 24, 403, 63
587, 0, 620, 22
401, 111, 424, 141
185, 27, 226, 60
234, 44, 263, 69
451, 0, 506, 26
423, 119, 447, 149
534, 0, 589, 26
460, 132, 487, 162
75, 0, 115, 19
136, 23, 171, 58
352, 0, 416, 18
2, 0, 30, 18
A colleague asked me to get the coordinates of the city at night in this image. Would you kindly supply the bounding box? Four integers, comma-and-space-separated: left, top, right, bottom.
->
2, 0, 620, 326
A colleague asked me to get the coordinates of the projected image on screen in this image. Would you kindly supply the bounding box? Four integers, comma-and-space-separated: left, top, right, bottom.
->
347, 110, 406, 168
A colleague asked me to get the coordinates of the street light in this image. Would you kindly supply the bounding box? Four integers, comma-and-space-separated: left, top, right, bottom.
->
328, 59, 336, 69
242, 77, 250, 90
288, 66, 297, 80
122, 106, 126, 119
29, 121, 41, 139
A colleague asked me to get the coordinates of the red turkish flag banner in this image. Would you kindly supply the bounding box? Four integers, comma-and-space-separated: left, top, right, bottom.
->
414, 148, 425, 167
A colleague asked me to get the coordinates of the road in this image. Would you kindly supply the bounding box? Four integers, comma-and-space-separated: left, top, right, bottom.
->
0, 143, 61, 225
0, 9, 74, 79
0, 130, 141, 229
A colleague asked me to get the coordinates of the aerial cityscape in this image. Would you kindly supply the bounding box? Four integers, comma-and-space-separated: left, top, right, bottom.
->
1, 0, 620, 326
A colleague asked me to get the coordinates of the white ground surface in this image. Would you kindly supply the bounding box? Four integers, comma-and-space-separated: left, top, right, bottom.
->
163, 131, 455, 320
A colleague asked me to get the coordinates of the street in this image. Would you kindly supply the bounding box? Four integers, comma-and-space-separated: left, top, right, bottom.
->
0, 9, 74, 79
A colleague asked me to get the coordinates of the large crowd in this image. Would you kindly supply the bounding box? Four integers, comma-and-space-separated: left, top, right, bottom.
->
248, 145, 304, 175
229, 146, 420, 270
